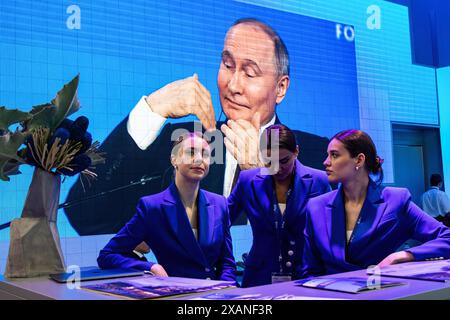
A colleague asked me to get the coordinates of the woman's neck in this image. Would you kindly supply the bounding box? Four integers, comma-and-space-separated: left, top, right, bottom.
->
343, 174, 369, 205
274, 172, 294, 203
274, 174, 292, 188
175, 175, 199, 208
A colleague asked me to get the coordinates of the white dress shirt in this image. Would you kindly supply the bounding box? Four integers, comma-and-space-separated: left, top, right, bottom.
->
421, 186, 450, 218
127, 96, 167, 150
127, 96, 276, 196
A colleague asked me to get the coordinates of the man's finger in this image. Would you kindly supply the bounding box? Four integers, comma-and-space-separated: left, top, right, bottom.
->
221, 123, 240, 147
226, 120, 250, 148
227, 119, 247, 137
251, 111, 261, 132
235, 119, 259, 136
224, 137, 239, 160
226, 121, 257, 165
226, 120, 258, 158
186, 82, 213, 129
234, 119, 259, 147
193, 74, 211, 99
190, 78, 216, 129
193, 105, 212, 130
194, 99, 217, 131
194, 86, 216, 129
193, 78, 216, 128
225, 131, 257, 168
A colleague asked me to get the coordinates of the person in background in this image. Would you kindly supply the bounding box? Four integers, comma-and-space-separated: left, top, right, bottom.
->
98, 132, 236, 282
301, 129, 450, 278
228, 124, 330, 287
421, 173, 450, 227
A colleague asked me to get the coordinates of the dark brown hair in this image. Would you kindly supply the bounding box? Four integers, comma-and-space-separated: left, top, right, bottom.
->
430, 173, 442, 187
332, 129, 384, 182
262, 124, 297, 153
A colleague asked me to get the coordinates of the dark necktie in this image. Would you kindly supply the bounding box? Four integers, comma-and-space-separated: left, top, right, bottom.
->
231, 164, 241, 192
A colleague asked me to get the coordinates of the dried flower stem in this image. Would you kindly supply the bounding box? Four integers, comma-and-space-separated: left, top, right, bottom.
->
29, 127, 82, 172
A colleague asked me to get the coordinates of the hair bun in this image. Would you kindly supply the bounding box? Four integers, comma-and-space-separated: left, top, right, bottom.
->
374, 156, 384, 172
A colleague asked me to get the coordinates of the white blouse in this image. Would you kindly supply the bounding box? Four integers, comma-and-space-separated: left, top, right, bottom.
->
278, 203, 287, 215
346, 230, 353, 243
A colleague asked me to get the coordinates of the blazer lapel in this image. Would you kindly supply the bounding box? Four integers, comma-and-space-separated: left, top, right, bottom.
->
348, 180, 386, 252
251, 172, 276, 233
326, 188, 347, 265
284, 161, 313, 226
198, 190, 216, 249
161, 183, 206, 266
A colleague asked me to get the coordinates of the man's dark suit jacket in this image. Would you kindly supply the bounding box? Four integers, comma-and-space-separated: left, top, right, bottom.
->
64, 116, 329, 235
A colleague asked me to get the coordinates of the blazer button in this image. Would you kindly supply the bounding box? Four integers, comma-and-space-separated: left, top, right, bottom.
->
205, 267, 210, 272
286, 261, 292, 268
288, 250, 294, 256
290, 241, 296, 246
206, 277, 211, 280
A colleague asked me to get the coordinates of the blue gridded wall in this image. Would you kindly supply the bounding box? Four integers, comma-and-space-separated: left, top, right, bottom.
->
438, 67, 450, 194
0, 0, 442, 269
0, 1, 359, 236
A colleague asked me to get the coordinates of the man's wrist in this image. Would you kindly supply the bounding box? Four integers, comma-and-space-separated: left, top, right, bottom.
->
145, 95, 166, 118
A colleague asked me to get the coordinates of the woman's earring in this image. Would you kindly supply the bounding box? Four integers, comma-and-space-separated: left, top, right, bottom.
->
355, 166, 359, 171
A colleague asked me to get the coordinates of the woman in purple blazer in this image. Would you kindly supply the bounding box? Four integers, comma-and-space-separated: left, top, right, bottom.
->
228, 125, 330, 287
301, 129, 450, 277
98, 132, 236, 282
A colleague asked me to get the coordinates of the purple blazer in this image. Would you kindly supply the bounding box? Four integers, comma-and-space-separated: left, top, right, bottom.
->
301, 179, 450, 278
97, 183, 236, 282
228, 160, 330, 287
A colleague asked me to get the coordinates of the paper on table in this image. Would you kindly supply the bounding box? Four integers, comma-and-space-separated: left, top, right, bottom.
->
367, 259, 450, 282
296, 277, 405, 294
192, 293, 342, 300
83, 275, 235, 299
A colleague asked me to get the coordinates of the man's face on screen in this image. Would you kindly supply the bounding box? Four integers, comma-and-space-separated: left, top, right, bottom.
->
217, 23, 280, 126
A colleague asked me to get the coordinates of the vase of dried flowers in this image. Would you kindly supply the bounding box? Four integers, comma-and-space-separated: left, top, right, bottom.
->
1, 75, 104, 278
5, 168, 65, 277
